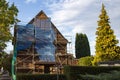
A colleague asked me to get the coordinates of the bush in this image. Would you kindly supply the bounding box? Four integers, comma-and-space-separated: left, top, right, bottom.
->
64, 66, 120, 80
80, 70, 120, 80
17, 74, 66, 80
2, 54, 13, 75
78, 56, 93, 66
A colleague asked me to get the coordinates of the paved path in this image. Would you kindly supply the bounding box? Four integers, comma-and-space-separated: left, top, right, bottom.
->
0, 71, 12, 80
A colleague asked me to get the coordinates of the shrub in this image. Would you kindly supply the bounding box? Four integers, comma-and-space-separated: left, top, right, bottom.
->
80, 70, 120, 80
2, 54, 13, 75
17, 74, 66, 80
64, 66, 120, 80
78, 56, 93, 66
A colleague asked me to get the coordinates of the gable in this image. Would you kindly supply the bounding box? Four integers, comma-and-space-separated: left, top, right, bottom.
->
28, 10, 68, 43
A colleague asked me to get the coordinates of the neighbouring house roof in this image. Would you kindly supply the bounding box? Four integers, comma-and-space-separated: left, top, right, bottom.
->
98, 60, 120, 65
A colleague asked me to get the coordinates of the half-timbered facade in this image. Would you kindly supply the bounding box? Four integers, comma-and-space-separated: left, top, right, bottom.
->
14, 10, 74, 74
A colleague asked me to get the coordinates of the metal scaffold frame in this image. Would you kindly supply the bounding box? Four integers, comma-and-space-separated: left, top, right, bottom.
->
12, 11, 74, 80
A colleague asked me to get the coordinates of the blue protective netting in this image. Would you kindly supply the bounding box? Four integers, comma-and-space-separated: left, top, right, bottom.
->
16, 19, 56, 62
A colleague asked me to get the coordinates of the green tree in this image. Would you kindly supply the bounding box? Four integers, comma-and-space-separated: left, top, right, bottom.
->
75, 33, 91, 59
0, 0, 18, 66
92, 4, 120, 65
75, 33, 79, 59
78, 56, 93, 66
2, 53, 13, 74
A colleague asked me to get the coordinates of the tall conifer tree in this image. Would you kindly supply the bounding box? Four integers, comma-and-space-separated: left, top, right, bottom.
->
92, 4, 120, 65
75, 33, 91, 59
75, 33, 79, 58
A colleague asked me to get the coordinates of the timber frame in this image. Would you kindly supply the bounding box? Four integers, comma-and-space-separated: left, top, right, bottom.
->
14, 10, 74, 74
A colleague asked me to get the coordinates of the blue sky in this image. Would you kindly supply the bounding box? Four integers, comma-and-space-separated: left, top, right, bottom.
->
6, 0, 120, 56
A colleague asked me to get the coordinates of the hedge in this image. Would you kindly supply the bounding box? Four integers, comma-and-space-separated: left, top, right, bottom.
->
16, 66, 120, 80
64, 66, 120, 80
17, 74, 66, 80
80, 70, 120, 80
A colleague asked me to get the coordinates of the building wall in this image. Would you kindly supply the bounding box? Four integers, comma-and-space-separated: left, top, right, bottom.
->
15, 11, 69, 74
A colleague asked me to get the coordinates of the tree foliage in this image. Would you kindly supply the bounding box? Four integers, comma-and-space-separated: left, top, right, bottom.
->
2, 53, 13, 74
0, 0, 18, 66
92, 4, 120, 65
75, 33, 91, 59
78, 56, 93, 66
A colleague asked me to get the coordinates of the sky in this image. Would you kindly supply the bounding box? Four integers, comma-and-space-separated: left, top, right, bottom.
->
5, 0, 120, 56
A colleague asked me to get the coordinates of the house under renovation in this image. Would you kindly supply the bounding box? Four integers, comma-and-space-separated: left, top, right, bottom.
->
13, 10, 75, 74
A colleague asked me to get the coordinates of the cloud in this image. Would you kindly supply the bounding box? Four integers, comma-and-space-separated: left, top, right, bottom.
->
6, 0, 120, 56
44, 0, 97, 55
6, 0, 9, 2
45, 0, 120, 56
47, 0, 95, 23
45, 0, 97, 35
25, 0, 37, 3
4, 42, 13, 53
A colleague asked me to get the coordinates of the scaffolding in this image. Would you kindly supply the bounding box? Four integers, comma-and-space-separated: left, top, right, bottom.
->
15, 17, 56, 73
13, 11, 74, 75
65, 35, 73, 54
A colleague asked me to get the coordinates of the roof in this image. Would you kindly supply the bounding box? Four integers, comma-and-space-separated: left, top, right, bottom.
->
28, 10, 48, 24
28, 10, 68, 43
98, 60, 120, 65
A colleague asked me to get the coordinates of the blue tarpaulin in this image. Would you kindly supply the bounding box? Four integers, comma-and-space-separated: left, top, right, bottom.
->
16, 19, 56, 62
